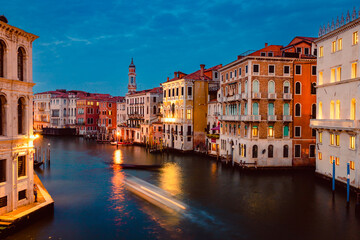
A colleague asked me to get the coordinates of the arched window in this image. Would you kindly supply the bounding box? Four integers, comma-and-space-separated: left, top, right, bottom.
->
225, 86, 228, 96
18, 97, 25, 135
311, 82, 316, 94
252, 102, 259, 115
268, 80, 275, 93
18, 47, 25, 81
244, 144, 246, 157
0, 40, 5, 78
335, 100, 340, 119
252, 80, 259, 93
284, 103, 290, 115
295, 82, 301, 94
295, 103, 301, 117
0, 95, 6, 136
153, 105, 157, 114
330, 101, 334, 119
238, 82, 242, 94
319, 102, 323, 119
283, 81, 290, 93
244, 103, 247, 115
252, 145, 258, 158
311, 104, 316, 119
283, 145, 289, 158
268, 145, 274, 158
245, 81, 248, 93
268, 103, 274, 115
351, 98, 356, 120
171, 103, 175, 117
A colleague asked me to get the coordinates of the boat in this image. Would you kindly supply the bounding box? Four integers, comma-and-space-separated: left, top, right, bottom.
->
117, 142, 133, 146
123, 175, 187, 213
110, 141, 117, 145
117, 164, 162, 170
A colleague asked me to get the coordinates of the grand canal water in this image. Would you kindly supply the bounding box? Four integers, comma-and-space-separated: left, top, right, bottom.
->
6, 136, 360, 240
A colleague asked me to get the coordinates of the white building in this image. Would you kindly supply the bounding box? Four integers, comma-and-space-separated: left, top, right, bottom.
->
206, 94, 221, 156
310, 9, 360, 188
0, 16, 38, 214
33, 92, 51, 131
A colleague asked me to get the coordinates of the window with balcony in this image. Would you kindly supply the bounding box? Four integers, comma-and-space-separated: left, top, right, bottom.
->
252, 103, 259, 115
268, 80, 275, 93
283, 81, 290, 93
351, 62, 357, 79
268, 52, 273, 57
304, 48, 310, 55
283, 103, 290, 116
230, 72, 233, 78
283, 145, 289, 158
244, 103, 247, 115
295, 82, 301, 94
252, 80, 259, 93
353, 31, 358, 45
245, 80, 248, 93
350, 135, 355, 149
268, 103, 274, 116
226, 73, 228, 80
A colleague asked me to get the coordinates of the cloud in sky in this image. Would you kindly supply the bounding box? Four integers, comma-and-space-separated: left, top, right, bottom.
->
2, 0, 358, 95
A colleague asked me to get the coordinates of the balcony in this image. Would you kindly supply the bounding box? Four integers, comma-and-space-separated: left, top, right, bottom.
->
251, 115, 261, 121
283, 93, 292, 100
242, 115, 251, 121
268, 93, 277, 99
220, 115, 242, 121
241, 93, 248, 99
227, 95, 235, 101
252, 92, 261, 99
283, 115, 292, 122
310, 119, 360, 130
161, 118, 184, 123
268, 115, 277, 121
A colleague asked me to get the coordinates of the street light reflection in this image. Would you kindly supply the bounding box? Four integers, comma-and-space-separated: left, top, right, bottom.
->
110, 164, 126, 225
159, 162, 182, 196
113, 149, 123, 165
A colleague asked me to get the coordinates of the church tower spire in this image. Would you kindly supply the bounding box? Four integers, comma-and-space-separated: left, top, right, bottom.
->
128, 58, 137, 94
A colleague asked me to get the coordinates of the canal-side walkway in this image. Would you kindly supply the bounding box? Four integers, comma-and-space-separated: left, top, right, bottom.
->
0, 174, 54, 237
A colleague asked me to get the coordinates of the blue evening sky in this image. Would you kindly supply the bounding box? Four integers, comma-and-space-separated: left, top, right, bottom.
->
2, 1, 357, 96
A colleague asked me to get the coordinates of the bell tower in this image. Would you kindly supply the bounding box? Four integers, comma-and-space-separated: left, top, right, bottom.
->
128, 58, 137, 94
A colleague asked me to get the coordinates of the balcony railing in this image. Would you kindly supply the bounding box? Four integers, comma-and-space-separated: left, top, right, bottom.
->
241, 93, 248, 99
252, 92, 261, 99
310, 119, 360, 130
220, 115, 242, 121
268, 93, 277, 99
242, 115, 251, 121
283, 115, 292, 122
268, 115, 277, 121
251, 115, 261, 121
283, 93, 292, 100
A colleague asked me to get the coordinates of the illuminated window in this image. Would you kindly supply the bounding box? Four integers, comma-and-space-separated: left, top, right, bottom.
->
319, 71, 323, 85
186, 109, 191, 119
319, 46, 324, 57
335, 100, 340, 119
335, 134, 340, 146
351, 98, 356, 120
330, 156, 334, 164
318, 152, 322, 160
350, 136, 355, 149
353, 31, 358, 45
330, 101, 334, 119
335, 157, 340, 166
319, 102, 322, 119
336, 67, 341, 81
268, 126, 274, 137
331, 41, 336, 52
350, 161, 355, 170
252, 126, 258, 137
330, 133, 334, 145
338, 38, 342, 50
351, 62, 357, 79
330, 68, 335, 83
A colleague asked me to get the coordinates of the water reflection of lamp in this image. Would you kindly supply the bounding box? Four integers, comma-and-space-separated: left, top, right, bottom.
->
110, 164, 126, 225
113, 149, 123, 165
159, 162, 182, 196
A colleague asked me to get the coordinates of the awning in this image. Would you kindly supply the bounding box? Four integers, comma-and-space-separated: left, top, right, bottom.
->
211, 126, 220, 131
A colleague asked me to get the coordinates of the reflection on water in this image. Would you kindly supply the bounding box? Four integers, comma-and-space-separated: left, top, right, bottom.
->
110, 164, 126, 225
113, 149, 123, 165
159, 162, 182, 196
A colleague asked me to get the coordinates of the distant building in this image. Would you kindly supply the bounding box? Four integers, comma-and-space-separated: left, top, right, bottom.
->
206, 91, 221, 156
310, 10, 360, 188
0, 16, 39, 214
33, 92, 51, 130
161, 64, 221, 151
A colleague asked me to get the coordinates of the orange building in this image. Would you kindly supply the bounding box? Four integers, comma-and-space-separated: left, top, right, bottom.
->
98, 97, 117, 138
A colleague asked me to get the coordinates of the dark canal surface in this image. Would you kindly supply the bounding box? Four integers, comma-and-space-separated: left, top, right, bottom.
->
6, 136, 360, 240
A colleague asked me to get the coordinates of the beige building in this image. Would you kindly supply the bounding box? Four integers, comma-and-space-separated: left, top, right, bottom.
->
0, 16, 38, 214
33, 92, 51, 131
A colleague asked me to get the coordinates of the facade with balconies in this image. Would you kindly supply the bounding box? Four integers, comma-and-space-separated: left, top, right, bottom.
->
219, 37, 317, 167
311, 12, 360, 188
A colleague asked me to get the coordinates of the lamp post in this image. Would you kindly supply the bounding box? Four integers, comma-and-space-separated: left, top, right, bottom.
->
332, 158, 335, 192
347, 161, 350, 203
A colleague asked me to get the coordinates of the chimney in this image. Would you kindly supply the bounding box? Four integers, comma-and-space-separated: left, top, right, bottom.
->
167, 77, 169, 81
265, 43, 268, 47
174, 72, 177, 78
200, 64, 205, 78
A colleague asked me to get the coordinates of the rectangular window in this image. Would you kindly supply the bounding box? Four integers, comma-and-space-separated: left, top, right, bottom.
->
312, 66, 317, 75
304, 48, 310, 55
309, 145, 315, 158
335, 157, 340, 166
330, 133, 334, 145
268, 52, 273, 57
296, 47, 302, 53
318, 152, 322, 160
245, 65, 248, 74
330, 68, 335, 82
187, 87, 192, 96
284, 126, 289, 137
335, 134, 340, 146
331, 41, 336, 52
186, 109, 191, 119
319, 71, 323, 85
284, 66, 290, 75
337, 67, 341, 81
18, 156, 26, 178
353, 31, 358, 45
338, 38, 342, 50
253, 64, 259, 74
351, 62, 357, 79
176, 88, 179, 96
295, 65, 301, 75
0, 196, 7, 208
294, 145, 301, 158
319, 46, 324, 57
268, 65, 275, 75
226, 73, 228, 80
295, 126, 301, 137
230, 72, 233, 78
0, 159, 5, 183
350, 136, 355, 149
268, 126, 274, 137
239, 68, 242, 76
181, 87, 184, 95
350, 161, 355, 170
18, 190, 26, 201
252, 126, 258, 137
260, 52, 266, 56
234, 69, 237, 77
